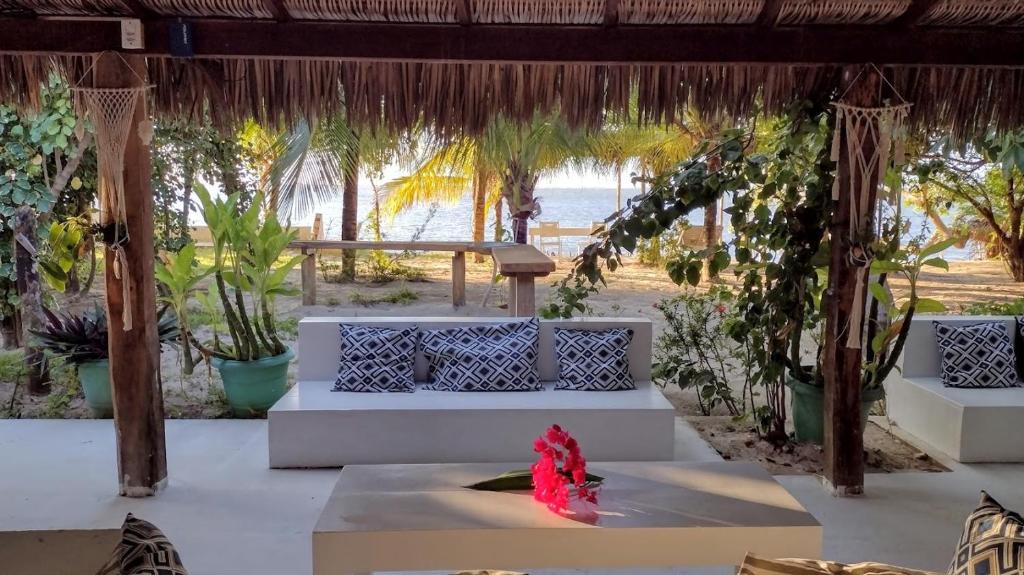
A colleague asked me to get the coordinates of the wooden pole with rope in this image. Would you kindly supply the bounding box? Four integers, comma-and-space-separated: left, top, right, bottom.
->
92, 53, 167, 497
822, 66, 882, 496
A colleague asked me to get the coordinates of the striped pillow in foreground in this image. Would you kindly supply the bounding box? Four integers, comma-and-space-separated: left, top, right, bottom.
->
739, 553, 938, 575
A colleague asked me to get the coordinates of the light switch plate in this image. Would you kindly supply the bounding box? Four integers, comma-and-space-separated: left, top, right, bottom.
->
121, 19, 144, 50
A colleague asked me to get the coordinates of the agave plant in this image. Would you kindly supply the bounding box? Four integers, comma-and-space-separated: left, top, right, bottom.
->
33, 306, 179, 366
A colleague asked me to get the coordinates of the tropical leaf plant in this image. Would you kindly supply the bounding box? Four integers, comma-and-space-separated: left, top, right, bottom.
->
32, 305, 179, 366
155, 242, 214, 375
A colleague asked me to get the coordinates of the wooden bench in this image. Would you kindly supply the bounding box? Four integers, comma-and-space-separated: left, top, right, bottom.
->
887, 315, 1024, 462
267, 317, 676, 468
291, 241, 555, 316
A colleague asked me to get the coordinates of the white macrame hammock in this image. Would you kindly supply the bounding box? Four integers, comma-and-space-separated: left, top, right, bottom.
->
72, 58, 153, 332
829, 100, 911, 350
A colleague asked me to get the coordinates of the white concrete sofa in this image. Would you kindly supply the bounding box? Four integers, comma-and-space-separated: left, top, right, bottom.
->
268, 317, 676, 468
887, 315, 1024, 462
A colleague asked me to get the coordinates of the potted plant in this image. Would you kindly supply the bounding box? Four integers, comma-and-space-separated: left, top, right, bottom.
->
786, 237, 955, 443
177, 185, 304, 417
32, 306, 179, 417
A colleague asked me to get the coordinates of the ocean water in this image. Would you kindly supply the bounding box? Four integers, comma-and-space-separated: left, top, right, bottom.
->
301, 185, 975, 261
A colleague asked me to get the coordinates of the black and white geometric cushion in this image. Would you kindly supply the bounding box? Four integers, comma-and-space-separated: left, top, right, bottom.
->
554, 327, 635, 391
934, 322, 1020, 389
948, 492, 1024, 575
97, 513, 189, 575
333, 324, 417, 392
421, 319, 541, 392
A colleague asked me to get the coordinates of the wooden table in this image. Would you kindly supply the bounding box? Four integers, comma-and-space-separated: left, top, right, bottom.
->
491, 244, 556, 316
313, 461, 822, 575
289, 241, 553, 316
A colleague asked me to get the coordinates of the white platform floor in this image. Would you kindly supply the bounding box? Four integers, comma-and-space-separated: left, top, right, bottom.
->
0, 418, 1020, 575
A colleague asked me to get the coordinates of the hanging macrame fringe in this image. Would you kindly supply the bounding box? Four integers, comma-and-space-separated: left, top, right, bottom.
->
829, 101, 911, 350
71, 81, 152, 331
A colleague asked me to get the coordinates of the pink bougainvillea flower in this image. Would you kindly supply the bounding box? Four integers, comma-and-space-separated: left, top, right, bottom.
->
531, 424, 601, 514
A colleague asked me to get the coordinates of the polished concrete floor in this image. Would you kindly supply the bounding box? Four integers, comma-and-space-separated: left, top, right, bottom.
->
0, 418, 1015, 575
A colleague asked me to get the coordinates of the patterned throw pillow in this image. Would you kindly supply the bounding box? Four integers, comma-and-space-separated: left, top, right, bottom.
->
948, 492, 1024, 575
554, 327, 634, 391
421, 319, 540, 392
97, 514, 188, 575
738, 553, 938, 575
333, 324, 417, 392
934, 322, 1020, 388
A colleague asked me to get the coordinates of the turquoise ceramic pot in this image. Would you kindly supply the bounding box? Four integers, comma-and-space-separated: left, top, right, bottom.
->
787, 377, 885, 444
77, 359, 113, 418
212, 348, 294, 417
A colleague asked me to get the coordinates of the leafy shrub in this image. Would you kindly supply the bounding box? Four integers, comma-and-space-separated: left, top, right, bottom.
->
961, 299, 1024, 316
652, 287, 750, 417
350, 288, 419, 307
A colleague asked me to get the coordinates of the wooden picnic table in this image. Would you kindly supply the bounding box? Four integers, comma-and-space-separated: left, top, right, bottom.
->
290, 240, 555, 316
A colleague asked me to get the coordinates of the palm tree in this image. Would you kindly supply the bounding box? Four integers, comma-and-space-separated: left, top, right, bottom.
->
257, 116, 408, 280
383, 113, 588, 245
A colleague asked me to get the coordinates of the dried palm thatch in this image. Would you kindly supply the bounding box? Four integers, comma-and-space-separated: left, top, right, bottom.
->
778, 0, 912, 25
621, 0, 762, 24
921, 0, 1024, 26
3, 0, 1024, 141
286, 0, 457, 21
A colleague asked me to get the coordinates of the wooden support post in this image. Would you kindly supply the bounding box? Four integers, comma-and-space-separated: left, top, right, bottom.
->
822, 66, 882, 497
95, 54, 167, 497
452, 251, 466, 307
512, 274, 536, 317
301, 247, 317, 306
14, 207, 49, 395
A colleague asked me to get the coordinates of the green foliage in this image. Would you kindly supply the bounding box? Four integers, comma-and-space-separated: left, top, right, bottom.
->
155, 242, 215, 374
910, 128, 1024, 279
0, 76, 94, 317
349, 287, 419, 307
32, 306, 179, 366
652, 287, 752, 417
192, 184, 304, 361
962, 299, 1024, 315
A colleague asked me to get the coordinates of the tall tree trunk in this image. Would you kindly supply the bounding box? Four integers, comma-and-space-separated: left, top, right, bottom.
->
0, 315, 17, 350
181, 161, 195, 244
615, 163, 623, 212
472, 168, 489, 262
14, 207, 49, 396
341, 153, 360, 281
493, 195, 504, 242
702, 156, 721, 280
502, 164, 538, 245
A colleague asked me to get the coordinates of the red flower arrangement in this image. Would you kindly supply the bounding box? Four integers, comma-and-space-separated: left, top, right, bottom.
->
531, 424, 601, 513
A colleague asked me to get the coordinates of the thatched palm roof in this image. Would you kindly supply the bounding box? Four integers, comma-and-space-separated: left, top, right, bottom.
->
2, 0, 1024, 138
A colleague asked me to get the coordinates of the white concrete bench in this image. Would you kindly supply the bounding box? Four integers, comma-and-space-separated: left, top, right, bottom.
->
268, 317, 676, 468
886, 315, 1024, 462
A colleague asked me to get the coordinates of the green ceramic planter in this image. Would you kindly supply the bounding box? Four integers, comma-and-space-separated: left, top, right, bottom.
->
787, 377, 885, 444
212, 348, 294, 417
77, 359, 113, 418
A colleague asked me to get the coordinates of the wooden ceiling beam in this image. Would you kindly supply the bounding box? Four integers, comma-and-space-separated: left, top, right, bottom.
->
260, 0, 291, 22
891, 0, 942, 27
1, 18, 1023, 68
604, 0, 619, 27
755, 0, 783, 27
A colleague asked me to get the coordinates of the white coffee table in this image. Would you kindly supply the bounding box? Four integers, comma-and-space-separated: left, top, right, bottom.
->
313, 461, 821, 575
